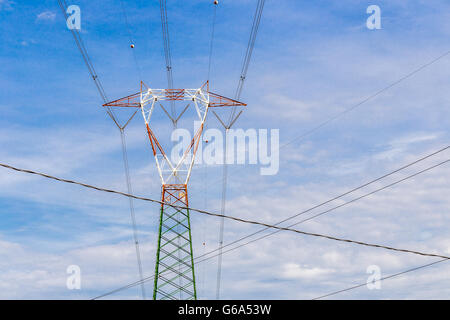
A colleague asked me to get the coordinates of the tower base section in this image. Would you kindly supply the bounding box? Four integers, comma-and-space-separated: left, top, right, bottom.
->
153, 184, 197, 300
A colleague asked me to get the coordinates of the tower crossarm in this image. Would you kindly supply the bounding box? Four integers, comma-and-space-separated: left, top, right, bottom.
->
102, 92, 141, 108
101, 81, 246, 186
103, 86, 246, 109
208, 92, 247, 108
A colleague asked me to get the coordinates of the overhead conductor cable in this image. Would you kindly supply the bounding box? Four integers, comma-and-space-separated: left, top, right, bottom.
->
216, 0, 265, 300
159, 0, 176, 120
57, 0, 147, 299
90, 145, 450, 298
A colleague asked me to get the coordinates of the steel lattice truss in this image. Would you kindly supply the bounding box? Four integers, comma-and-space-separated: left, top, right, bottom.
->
103, 81, 246, 300
154, 185, 196, 300
104, 81, 246, 185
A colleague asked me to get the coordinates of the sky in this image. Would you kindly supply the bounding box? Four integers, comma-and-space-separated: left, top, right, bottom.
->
0, 0, 449, 299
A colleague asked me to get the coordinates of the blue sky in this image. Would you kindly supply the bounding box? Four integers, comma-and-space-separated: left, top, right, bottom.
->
0, 0, 450, 299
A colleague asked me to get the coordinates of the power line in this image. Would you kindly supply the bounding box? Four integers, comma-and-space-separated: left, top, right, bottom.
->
207, 1, 218, 82
57, 0, 115, 123
54, 0, 450, 301
57, 0, 146, 299
101, 231, 450, 301
195, 160, 450, 261
313, 258, 449, 300
74, 4, 446, 300
228, 0, 265, 125
203, 48, 450, 192
209, 42, 450, 284
90, 145, 450, 298
117, 1, 146, 299
215, 0, 266, 300
1, 160, 448, 261
205, 146, 450, 264
280, 49, 450, 149
216, 133, 228, 299
119, 132, 146, 300
119, 0, 144, 81
94, 215, 450, 300
211, 46, 450, 299
93, 274, 154, 300
193, 154, 450, 266
2, 157, 450, 300
205, 5, 220, 295
93, 237, 450, 301
159, 0, 175, 118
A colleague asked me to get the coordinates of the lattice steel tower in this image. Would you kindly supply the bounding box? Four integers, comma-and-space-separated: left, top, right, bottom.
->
104, 81, 246, 300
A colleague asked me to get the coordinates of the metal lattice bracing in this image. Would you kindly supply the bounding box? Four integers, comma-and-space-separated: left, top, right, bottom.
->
153, 184, 196, 300
103, 81, 246, 300
104, 81, 246, 186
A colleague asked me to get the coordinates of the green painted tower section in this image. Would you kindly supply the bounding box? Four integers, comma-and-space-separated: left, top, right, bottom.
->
153, 184, 197, 300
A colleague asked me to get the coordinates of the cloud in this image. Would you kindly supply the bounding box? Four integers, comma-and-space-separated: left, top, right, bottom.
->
36, 11, 56, 22
0, 0, 14, 11
373, 132, 442, 161
2, 0, 450, 299
0, 238, 156, 299
280, 263, 334, 280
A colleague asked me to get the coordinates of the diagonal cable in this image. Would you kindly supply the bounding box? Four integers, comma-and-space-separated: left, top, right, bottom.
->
57, 0, 146, 299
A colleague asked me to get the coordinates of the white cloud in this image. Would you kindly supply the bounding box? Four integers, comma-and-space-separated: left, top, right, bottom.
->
259, 93, 314, 122
0, 0, 14, 11
0, 238, 156, 299
2, 0, 450, 300
390, 133, 441, 147
36, 11, 56, 22
281, 263, 334, 280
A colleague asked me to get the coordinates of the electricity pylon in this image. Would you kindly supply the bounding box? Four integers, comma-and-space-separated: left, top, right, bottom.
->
104, 81, 246, 300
